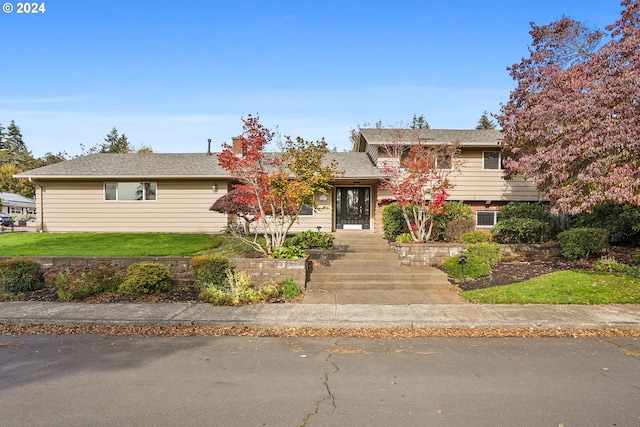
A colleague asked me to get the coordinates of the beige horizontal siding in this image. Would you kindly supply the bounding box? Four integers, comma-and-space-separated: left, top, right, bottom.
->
37, 180, 228, 233
374, 147, 544, 202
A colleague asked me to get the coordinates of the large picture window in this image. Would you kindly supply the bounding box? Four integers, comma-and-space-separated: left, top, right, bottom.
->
105, 182, 157, 201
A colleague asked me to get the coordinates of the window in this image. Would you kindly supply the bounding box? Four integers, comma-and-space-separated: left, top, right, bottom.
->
476, 211, 497, 228
436, 152, 452, 169
483, 151, 503, 170
299, 203, 313, 216
105, 182, 157, 201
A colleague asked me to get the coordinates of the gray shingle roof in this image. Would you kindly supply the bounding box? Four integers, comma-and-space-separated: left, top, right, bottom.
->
359, 128, 504, 148
16, 152, 382, 180
0, 192, 35, 208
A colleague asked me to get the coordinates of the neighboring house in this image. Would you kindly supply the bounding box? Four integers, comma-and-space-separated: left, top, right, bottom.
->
0, 192, 36, 218
357, 128, 546, 231
15, 129, 544, 234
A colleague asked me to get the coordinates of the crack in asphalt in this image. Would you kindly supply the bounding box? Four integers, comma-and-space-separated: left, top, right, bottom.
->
300, 341, 339, 427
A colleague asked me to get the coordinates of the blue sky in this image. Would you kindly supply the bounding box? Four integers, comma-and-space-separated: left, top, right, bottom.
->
0, 0, 624, 157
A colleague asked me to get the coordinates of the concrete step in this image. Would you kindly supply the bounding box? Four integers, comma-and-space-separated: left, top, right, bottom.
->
306, 279, 450, 291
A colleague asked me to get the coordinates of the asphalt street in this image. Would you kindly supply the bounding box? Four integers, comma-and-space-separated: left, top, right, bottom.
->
1, 334, 639, 427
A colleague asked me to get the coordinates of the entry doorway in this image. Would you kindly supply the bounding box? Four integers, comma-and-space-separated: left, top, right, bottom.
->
335, 187, 370, 230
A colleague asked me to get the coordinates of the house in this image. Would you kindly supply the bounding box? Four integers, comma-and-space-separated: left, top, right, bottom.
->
357, 128, 546, 231
0, 192, 36, 218
15, 129, 544, 234
14, 149, 381, 233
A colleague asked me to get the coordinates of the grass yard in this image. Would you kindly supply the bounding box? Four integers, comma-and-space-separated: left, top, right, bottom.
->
461, 270, 640, 304
0, 233, 257, 257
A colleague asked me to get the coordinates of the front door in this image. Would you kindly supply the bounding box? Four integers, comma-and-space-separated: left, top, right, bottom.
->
335, 187, 370, 230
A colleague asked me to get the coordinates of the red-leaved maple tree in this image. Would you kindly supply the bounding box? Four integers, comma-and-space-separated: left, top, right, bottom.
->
498, 0, 640, 214
217, 115, 341, 254
380, 130, 460, 242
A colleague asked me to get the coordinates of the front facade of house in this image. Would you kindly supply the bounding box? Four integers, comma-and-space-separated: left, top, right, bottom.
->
15, 129, 545, 234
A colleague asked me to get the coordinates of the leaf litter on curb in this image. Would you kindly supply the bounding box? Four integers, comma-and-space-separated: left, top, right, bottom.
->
1, 323, 638, 338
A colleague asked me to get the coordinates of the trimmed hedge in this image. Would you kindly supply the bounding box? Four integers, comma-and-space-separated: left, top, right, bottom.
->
491, 218, 553, 244
460, 231, 491, 244
445, 219, 476, 242
382, 202, 410, 241
558, 228, 609, 260
117, 262, 172, 295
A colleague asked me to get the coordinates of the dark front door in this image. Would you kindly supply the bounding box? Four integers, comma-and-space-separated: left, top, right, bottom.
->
335, 187, 370, 230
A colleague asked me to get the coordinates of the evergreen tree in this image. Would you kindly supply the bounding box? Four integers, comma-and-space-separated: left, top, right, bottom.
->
410, 114, 430, 129
101, 127, 132, 153
475, 111, 497, 130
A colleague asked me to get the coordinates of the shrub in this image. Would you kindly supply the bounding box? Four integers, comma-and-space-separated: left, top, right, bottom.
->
270, 245, 306, 260
498, 202, 554, 223
286, 231, 334, 249
466, 242, 502, 266
491, 218, 553, 244
382, 202, 409, 241
190, 254, 234, 292
51, 263, 122, 301
460, 231, 491, 244
199, 270, 261, 305
593, 258, 639, 277
445, 219, 476, 242
395, 233, 413, 243
558, 228, 609, 260
278, 277, 302, 299
117, 262, 172, 295
441, 254, 491, 282
0, 259, 43, 293
434, 201, 473, 241
633, 249, 640, 266
571, 202, 640, 246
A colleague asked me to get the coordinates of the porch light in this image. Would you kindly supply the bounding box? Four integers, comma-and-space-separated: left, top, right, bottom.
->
316, 226, 322, 232
212, 184, 217, 192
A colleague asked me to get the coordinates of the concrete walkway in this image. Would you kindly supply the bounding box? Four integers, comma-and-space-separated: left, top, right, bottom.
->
1, 301, 639, 330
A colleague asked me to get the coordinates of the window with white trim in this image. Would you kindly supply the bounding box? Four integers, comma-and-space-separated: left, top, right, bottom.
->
105, 182, 157, 201
476, 211, 497, 228
299, 203, 314, 216
483, 151, 504, 170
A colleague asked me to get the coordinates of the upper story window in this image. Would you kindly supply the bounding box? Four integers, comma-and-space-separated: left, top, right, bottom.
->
483, 151, 504, 170
105, 182, 157, 201
299, 203, 314, 216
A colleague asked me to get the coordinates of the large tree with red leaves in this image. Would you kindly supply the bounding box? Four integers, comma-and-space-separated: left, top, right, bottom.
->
497, 0, 640, 214
218, 115, 341, 255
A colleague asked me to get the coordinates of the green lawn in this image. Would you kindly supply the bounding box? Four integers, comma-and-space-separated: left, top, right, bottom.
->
0, 233, 254, 257
462, 270, 640, 304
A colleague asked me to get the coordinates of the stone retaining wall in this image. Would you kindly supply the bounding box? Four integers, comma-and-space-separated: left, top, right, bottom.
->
0, 256, 309, 287
390, 242, 561, 266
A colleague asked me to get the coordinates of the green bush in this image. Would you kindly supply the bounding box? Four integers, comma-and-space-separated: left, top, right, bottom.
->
498, 202, 554, 223
278, 277, 302, 299
434, 202, 473, 241
460, 231, 491, 244
190, 254, 234, 292
0, 259, 43, 293
593, 258, 639, 277
466, 242, 502, 266
50, 263, 122, 301
491, 218, 553, 244
270, 245, 306, 260
382, 202, 410, 241
286, 231, 334, 249
199, 270, 260, 305
558, 228, 609, 260
395, 233, 413, 243
441, 254, 491, 282
571, 202, 640, 246
444, 219, 476, 242
117, 262, 172, 295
